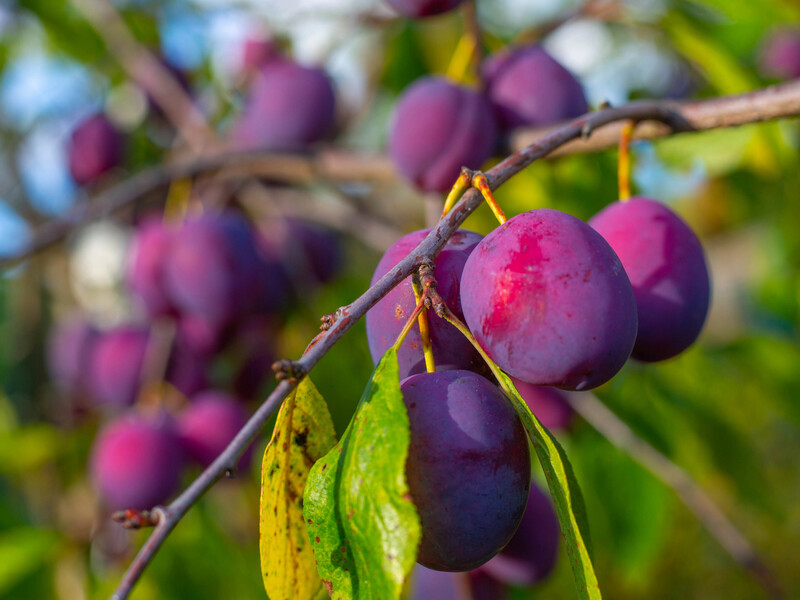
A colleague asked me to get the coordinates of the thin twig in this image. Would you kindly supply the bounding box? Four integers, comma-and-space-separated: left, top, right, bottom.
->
109, 88, 710, 600
566, 392, 784, 600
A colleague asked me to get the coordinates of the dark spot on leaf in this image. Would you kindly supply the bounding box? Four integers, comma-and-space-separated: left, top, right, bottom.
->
316, 537, 321, 543
322, 580, 333, 595
294, 429, 309, 446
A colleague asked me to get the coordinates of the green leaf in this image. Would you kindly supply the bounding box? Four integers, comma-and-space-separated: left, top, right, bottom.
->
495, 370, 602, 600
260, 377, 337, 600
304, 348, 420, 600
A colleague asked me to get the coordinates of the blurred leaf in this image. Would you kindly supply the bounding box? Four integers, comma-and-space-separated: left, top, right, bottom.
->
260, 377, 336, 600
381, 22, 429, 94
497, 371, 602, 600
0, 424, 61, 474
304, 348, 420, 600
0, 528, 58, 596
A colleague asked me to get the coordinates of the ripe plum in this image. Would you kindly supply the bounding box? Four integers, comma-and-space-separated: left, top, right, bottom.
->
460, 209, 637, 390
401, 370, 530, 571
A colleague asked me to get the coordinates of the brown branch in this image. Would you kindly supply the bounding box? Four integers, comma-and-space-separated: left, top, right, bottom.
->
512, 78, 800, 156
566, 392, 785, 600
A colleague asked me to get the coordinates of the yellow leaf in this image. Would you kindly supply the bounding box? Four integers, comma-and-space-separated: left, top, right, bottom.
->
260, 378, 337, 600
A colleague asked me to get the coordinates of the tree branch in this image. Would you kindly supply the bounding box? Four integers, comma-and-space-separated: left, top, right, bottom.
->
5, 80, 800, 272
566, 392, 785, 600
107, 89, 755, 600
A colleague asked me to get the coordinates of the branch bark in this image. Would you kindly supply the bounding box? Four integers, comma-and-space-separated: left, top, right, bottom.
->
4, 79, 800, 271
107, 88, 788, 600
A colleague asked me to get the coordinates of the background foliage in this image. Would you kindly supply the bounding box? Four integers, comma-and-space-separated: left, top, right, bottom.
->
0, 0, 799, 599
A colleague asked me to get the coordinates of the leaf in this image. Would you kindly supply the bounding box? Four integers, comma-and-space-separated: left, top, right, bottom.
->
495, 370, 602, 600
260, 377, 338, 600
304, 348, 420, 600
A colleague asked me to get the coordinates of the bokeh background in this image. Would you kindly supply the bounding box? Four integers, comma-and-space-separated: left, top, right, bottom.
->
1, 0, 799, 598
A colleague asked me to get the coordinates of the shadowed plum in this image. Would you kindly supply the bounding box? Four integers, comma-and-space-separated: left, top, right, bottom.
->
479, 482, 560, 586
511, 378, 575, 431
387, 0, 465, 18
389, 77, 497, 192
589, 197, 710, 362
460, 209, 637, 390
758, 28, 800, 80
67, 113, 124, 185
483, 45, 588, 130
366, 229, 484, 379
88, 326, 149, 407
178, 391, 251, 468
90, 413, 183, 510
126, 219, 175, 317
233, 59, 335, 151
164, 212, 265, 328
401, 370, 531, 571
409, 565, 506, 599
47, 316, 98, 397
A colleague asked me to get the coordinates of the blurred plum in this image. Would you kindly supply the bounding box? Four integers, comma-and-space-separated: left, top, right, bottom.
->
47, 315, 98, 397
88, 326, 149, 407
67, 113, 124, 186
178, 391, 251, 469
759, 28, 800, 80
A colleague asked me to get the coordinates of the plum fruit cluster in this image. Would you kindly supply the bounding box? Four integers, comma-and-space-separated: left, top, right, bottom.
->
388, 46, 587, 192
49, 209, 342, 511
365, 198, 708, 579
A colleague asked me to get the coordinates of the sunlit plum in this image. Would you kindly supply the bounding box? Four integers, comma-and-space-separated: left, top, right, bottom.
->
88, 326, 149, 407
90, 413, 183, 510
401, 370, 531, 571
178, 391, 251, 469
67, 113, 124, 185
164, 212, 265, 328
479, 482, 560, 586
389, 77, 497, 192
589, 197, 710, 362
233, 59, 336, 151
47, 316, 98, 397
366, 229, 484, 379
386, 0, 465, 18
758, 28, 800, 80
126, 218, 175, 317
460, 209, 637, 390
483, 45, 588, 130
510, 378, 575, 431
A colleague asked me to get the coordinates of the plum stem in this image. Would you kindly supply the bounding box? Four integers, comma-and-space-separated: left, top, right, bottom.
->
411, 275, 436, 373
391, 292, 427, 351
446, 31, 478, 86
472, 171, 507, 225
163, 177, 193, 221
442, 167, 472, 218
617, 120, 635, 201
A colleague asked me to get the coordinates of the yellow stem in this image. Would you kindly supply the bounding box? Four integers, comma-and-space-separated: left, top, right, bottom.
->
163, 177, 193, 222
618, 120, 635, 201
473, 172, 507, 225
442, 168, 472, 218
446, 31, 477, 85
391, 297, 426, 352
412, 278, 436, 373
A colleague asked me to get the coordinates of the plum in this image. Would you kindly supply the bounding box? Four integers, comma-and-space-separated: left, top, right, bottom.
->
460, 209, 637, 390
386, 0, 465, 18
510, 378, 575, 431
233, 59, 335, 151
67, 113, 124, 185
483, 45, 588, 130
47, 315, 98, 397
88, 326, 149, 407
178, 391, 251, 469
758, 28, 800, 80
401, 370, 531, 571
126, 218, 175, 318
90, 413, 183, 510
589, 197, 710, 362
409, 565, 506, 599
479, 482, 560, 585
366, 229, 484, 379
389, 77, 497, 192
